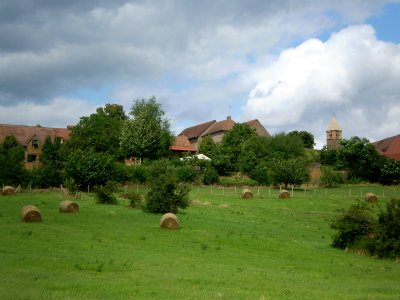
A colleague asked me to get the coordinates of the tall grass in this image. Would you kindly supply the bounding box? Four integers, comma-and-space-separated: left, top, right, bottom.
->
0, 186, 399, 299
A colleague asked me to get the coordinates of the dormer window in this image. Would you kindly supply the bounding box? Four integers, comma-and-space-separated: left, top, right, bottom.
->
32, 138, 39, 148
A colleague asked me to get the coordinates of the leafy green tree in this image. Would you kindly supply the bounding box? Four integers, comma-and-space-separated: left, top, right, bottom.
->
379, 158, 400, 185
288, 131, 315, 149
120, 97, 173, 161
65, 149, 117, 190
320, 146, 338, 166
145, 159, 190, 214
319, 166, 343, 188
264, 132, 305, 160
237, 135, 268, 173
198, 136, 216, 157
0, 136, 26, 186
336, 137, 382, 182
65, 103, 126, 159
269, 158, 310, 188
29, 136, 64, 188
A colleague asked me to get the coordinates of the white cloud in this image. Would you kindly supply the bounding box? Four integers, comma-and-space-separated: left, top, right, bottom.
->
0, 98, 97, 128
244, 24, 400, 146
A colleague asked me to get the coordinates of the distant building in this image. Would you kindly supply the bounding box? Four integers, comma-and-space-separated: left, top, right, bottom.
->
372, 134, 400, 161
178, 116, 270, 150
0, 124, 70, 169
326, 116, 342, 150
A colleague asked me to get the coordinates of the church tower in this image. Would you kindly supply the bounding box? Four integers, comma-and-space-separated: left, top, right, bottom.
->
326, 116, 342, 150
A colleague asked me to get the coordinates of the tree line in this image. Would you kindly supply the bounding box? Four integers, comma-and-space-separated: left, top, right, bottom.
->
1, 97, 400, 191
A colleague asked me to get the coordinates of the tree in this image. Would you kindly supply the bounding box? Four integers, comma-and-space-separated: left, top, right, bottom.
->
288, 131, 315, 149
0, 136, 26, 186
264, 132, 305, 160
269, 158, 310, 188
198, 136, 216, 157
319, 166, 343, 188
237, 135, 267, 173
65, 103, 126, 159
64, 149, 117, 190
379, 157, 400, 185
336, 137, 382, 182
145, 159, 190, 213
120, 97, 173, 161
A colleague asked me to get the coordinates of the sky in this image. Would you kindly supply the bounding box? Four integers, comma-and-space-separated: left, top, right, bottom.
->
1, 0, 400, 148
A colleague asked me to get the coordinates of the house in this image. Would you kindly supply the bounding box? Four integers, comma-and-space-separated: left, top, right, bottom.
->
0, 124, 70, 169
169, 135, 197, 155
178, 116, 270, 150
372, 134, 400, 161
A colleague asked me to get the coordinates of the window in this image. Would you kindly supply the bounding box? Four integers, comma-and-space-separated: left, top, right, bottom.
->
32, 138, 39, 148
27, 154, 37, 162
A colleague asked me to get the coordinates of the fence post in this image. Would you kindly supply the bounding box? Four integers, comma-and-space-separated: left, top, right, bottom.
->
258, 187, 260, 196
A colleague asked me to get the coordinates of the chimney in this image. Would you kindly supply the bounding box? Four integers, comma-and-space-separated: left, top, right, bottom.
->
227, 116, 231, 120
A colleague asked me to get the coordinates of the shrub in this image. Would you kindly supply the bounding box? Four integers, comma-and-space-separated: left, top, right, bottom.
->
94, 182, 118, 205
320, 166, 343, 188
371, 198, 400, 258
126, 192, 143, 208
127, 165, 148, 183
202, 166, 219, 185
249, 163, 271, 185
176, 164, 197, 183
330, 201, 377, 249
145, 159, 190, 214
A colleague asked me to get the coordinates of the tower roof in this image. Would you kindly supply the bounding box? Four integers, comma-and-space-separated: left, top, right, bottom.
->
327, 116, 342, 131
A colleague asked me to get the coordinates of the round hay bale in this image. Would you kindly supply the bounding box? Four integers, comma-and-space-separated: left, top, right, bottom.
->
241, 189, 253, 199
279, 189, 290, 199
21, 205, 42, 222
160, 213, 179, 229
2, 186, 15, 196
365, 192, 378, 203
59, 200, 79, 213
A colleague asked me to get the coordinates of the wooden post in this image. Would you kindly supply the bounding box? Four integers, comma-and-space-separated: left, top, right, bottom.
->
291, 187, 294, 197
222, 186, 224, 196
258, 187, 260, 196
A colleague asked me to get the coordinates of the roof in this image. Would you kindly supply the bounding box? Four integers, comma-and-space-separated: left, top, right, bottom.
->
169, 135, 197, 152
0, 124, 70, 146
327, 116, 342, 131
202, 117, 236, 136
244, 119, 270, 137
373, 134, 400, 161
178, 120, 216, 140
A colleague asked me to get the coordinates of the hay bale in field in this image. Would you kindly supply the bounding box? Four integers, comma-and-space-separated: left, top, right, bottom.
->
160, 213, 179, 229
279, 189, 290, 199
21, 205, 42, 222
59, 200, 79, 213
241, 189, 253, 199
2, 186, 15, 196
365, 192, 378, 203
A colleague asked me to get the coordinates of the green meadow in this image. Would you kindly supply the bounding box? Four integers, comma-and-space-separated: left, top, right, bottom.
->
1, 185, 400, 299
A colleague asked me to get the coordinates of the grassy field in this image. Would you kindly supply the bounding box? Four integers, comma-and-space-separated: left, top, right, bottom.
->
0, 185, 400, 299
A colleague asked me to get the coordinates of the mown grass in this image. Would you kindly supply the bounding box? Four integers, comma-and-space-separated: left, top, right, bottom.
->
0, 186, 399, 299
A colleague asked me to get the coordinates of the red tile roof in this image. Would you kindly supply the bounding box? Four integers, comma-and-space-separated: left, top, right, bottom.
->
373, 134, 400, 161
170, 135, 196, 152
202, 117, 236, 136
178, 120, 216, 140
0, 124, 70, 146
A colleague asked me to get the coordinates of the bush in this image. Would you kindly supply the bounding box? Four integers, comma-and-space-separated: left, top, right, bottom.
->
145, 159, 190, 214
370, 198, 400, 258
127, 165, 148, 183
320, 166, 343, 188
202, 166, 219, 185
330, 201, 377, 249
126, 192, 143, 208
249, 163, 271, 185
176, 164, 197, 183
94, 182, 118, 205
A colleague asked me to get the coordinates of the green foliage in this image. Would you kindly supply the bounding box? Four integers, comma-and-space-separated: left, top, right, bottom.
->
127, 164, 148, 183
249, 162, 271, 185
237, 135, 267, 173
65, 149, 117, 190
320, 147, 338, 166
320, 166, 343, 188
94, 181, 118, 205
120, 97, 173, 160
264, 132, 305, 160
202, 166, 220, 185
288, 130, 315, 149
371, 198, 400, 258
0, 135, 27, 186
145, 159, 190, 213
269, 158, 310, 188
176, 164, 197, 183
379, 158, 400, 185
65, 103, 126, 159
331, 201, 377, 249
198, 136, 216, 157
336, 137, 382, 182
125, 192, 143, 208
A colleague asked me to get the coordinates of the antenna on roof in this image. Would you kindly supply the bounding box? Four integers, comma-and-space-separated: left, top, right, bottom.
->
228, 104, 232, 119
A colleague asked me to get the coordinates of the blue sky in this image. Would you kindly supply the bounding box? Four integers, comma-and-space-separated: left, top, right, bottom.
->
0, 0, 399, 148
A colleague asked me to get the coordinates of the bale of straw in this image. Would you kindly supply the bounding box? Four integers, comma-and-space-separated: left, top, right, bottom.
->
241, 189, 253, 199
59, 200, 79, 213
160, 213, 179, 229
2, 186, 15, 196
279, 189, 290, 199
21, 205, 42, 222
365, 192, 378, 203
